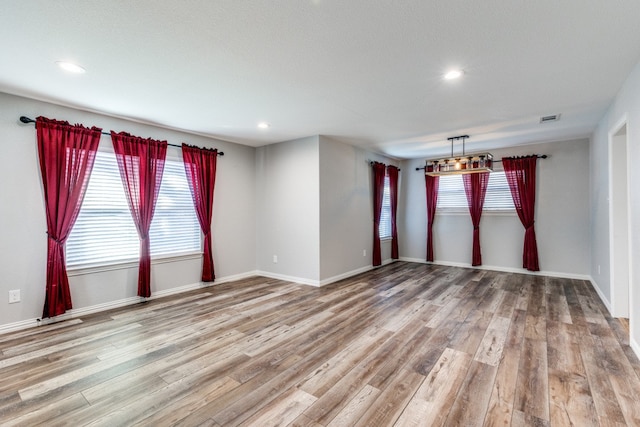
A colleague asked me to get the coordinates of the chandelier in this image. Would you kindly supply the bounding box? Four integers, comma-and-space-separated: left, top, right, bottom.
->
424, 135, 493, 176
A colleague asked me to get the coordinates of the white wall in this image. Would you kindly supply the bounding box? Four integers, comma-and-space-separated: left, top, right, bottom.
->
399, 138, 590, 277
318, 136, 397, 281
0, 92, 256, 329
591, 58, 640, 355
255, 136, 321, 283
255, 135, 399, 285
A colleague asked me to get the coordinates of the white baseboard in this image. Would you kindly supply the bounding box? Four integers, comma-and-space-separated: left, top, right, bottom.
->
400, 257, 435, 266
255, 271, 321, 287
318, 261, 398, 287
318, 265, 373, 287
588, 278, 639, 361
204, 270, 259, 285
380, 258, 397, 267
257, 259, 398, 288
0, 318, 40, 336
588, 276, 613, 314
631, 337, 640, 360
0, 270, 258, 336
590, 278, 640, 361
399, 257, 591, 281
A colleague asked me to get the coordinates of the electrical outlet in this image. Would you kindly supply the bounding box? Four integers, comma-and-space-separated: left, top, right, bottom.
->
363, 249, 367, 257
597, 265, 601, 275
273, 255, 278, 263
9, 289, 20, 304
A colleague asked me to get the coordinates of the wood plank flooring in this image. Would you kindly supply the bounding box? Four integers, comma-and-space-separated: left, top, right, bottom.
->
1, 262, 639, 426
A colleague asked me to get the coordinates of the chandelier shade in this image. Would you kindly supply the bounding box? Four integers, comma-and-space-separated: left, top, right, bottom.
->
425, 153, 493, 176
423, 135, 494, 176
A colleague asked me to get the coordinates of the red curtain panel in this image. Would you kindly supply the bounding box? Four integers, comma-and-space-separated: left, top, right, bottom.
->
463, 172, 490, 266
111, 131, 167, 297
182, 144, 218, 282
503, 156, 540, 271
425, 174, 439, 262
36, 117, 102, 318
371, 162, 386, 266
387, 165, 400, 259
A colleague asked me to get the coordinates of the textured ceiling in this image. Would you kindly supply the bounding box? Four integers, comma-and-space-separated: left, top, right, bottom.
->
1, 1, 640, 159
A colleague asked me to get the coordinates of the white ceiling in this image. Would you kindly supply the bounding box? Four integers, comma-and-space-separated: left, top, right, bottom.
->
2, 1, 640, 159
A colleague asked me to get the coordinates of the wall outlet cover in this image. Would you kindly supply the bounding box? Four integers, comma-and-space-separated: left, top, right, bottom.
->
9, 289, 20, 304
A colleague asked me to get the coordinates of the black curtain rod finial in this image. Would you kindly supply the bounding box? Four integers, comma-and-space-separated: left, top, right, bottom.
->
20, 116, 35, 124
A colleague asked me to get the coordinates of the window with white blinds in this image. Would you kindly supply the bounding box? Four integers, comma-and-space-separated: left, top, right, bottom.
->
66, 151, 201, 268
379, 175, 392, 238
436, 171, 515, 212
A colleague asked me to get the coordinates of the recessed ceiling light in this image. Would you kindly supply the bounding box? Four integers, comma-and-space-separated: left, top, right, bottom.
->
56, 61, 86, 74
444, 69, 463, 80
258, 122, 271, 129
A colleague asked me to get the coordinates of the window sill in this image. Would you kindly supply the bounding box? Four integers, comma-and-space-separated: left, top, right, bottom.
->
436, 210, 516, 217
67, 252, 203, 277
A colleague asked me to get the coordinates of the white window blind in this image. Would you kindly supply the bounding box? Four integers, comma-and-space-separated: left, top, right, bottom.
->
379, 175, 392, 238
484, 172, 516, 210
66, 151, 201, 268
436, 171, 515, 211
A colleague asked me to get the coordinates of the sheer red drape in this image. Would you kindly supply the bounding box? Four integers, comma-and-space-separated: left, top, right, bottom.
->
387, 165, 400, 259
463, 172, 490, 266
111, 131, 167, 297
182, 144, 218, 282
503, 156, 540, 271
372, 162, 386, 266
36, 117, 101, 318
425, 174, 439, 262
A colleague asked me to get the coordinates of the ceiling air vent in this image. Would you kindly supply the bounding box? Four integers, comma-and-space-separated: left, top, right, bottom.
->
540, 114, 560, 123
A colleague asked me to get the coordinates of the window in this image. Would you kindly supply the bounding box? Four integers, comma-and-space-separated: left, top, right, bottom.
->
66, 151, 201, 268
379, 175, 391, 238
436, 171, 515, 212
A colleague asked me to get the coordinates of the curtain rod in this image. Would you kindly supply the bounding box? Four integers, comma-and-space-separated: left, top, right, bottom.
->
369, 161, 401, 171
414, 154, 547, 171
19, 116, 224, 156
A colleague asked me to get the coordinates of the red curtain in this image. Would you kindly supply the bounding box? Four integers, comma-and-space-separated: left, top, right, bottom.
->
387, 165, 400, 259
36, 117, 102, 318
425, 174, 439, 262
182, 144, 218, 282
372, 162, 386, 266
503, 156, 540, 271
111, 131, 167, 297
463, 172, 490, 266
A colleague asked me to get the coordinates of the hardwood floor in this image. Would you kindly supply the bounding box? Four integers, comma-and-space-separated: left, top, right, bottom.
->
1, 262, 639, 426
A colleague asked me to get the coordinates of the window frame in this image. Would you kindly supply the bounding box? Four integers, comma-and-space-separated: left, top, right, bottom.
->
379, 174, 392, 239
435, 170, 516, 216
66, 147, 203, 275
